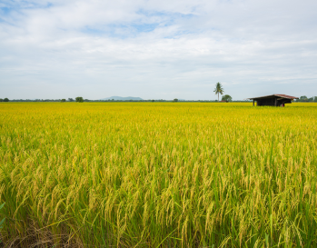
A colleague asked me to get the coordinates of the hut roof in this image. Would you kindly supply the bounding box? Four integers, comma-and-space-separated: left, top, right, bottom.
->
248, 94, 299, 100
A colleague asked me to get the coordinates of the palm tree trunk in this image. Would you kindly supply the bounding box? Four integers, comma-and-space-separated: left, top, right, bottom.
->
218, 93, 219, 102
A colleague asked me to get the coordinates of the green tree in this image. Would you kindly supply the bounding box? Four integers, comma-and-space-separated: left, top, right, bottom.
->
299, 96, 308, 102
3, 98, 9, 102
0, 99, 3, 102
222, 94, 232, 102
61, 99, 66, 102
214, 82, 224, 102
173, 98, 178, 102
75, 97, 83, 103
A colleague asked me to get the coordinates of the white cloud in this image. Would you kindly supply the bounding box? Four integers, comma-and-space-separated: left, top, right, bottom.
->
0, 0, 317, 100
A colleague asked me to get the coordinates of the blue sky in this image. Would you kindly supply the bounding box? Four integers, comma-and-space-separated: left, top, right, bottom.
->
0, 0, 317, 100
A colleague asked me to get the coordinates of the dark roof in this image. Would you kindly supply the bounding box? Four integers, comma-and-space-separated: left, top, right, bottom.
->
248, 94, 299, 100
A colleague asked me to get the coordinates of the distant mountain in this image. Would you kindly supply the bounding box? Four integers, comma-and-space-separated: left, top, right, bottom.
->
100, 96, 143, 101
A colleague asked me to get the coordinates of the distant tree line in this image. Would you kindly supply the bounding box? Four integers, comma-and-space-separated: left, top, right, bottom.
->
296, 96, 317, 102
2, 98, 237, 102
0, 98, 245, 102
1, 99, 66, 102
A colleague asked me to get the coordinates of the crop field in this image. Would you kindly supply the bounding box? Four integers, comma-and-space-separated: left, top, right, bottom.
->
0, 102, 317, 247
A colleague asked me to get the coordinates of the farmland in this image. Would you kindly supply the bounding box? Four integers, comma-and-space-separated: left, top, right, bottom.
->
0, 102, 317, 247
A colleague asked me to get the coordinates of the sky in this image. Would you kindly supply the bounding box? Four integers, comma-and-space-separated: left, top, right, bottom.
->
0, 0, 317, 100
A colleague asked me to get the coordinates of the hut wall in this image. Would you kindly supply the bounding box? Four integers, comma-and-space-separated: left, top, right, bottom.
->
257, 97, 276, 106
256, 97, 292, 107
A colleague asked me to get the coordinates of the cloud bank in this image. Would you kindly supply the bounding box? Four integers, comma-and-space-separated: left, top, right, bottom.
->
1, 0, 317, 100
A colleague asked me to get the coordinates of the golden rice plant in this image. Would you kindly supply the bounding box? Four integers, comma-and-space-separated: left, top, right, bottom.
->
0, 102, 317, 247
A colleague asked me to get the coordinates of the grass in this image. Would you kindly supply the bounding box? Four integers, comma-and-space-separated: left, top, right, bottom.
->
0, 102, 317, 247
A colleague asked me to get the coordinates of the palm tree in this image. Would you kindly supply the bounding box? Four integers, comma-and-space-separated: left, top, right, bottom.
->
214, 82, 224, 101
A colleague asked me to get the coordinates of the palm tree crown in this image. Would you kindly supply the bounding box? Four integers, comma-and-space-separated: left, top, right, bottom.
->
214, 82, 224, 101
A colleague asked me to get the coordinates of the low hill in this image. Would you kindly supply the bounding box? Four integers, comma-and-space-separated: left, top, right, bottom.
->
100, 96, 143, 101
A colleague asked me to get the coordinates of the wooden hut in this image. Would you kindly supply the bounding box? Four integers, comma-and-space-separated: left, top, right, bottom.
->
249, 94, 299, 107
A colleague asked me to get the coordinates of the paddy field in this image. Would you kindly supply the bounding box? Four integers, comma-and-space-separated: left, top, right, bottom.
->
0, 102, 317, 247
